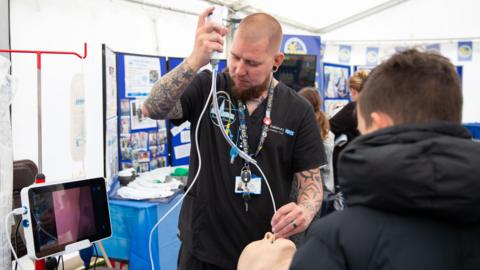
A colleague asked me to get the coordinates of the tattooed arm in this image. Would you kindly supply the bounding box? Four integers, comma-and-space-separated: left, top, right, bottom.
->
295, 168, 323, 222
271, 167, 323, 238
142, 61, 195, 120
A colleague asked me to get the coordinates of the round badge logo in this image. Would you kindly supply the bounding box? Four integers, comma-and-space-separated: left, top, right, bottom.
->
366, 50, 378, 64
459, 44, 472, 59
284, 37, 307, 54
339, 47, 351, 62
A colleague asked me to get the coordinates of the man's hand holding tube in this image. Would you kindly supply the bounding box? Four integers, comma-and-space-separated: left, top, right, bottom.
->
185, 7, 228, 71
271, 168, 323, 239
141, 7, 228, 119
271, 202, 314, 239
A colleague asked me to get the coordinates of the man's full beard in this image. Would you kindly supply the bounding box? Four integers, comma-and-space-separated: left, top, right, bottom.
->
228, 73, 270, 101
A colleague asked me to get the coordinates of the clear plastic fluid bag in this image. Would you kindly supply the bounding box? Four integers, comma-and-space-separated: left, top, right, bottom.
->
0, 56, 17, 269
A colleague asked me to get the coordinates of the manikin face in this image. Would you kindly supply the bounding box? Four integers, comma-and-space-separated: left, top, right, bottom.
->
228, 33, 280, 99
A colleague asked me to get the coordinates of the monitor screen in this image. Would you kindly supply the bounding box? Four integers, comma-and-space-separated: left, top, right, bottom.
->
274, 54, 317, 91
27, 178, 111, 258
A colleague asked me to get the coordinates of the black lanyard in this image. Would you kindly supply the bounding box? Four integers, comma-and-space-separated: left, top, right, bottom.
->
237, 79, 275, 159
236, 78, 275, 212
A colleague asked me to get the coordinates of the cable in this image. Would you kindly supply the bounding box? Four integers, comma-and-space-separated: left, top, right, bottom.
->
148, 62, 215, 270
14, 216, 21, 270
210, 66, 277, 212
210, 66, 256, 165
93, 244, 98, 270
147, 62, 278, 269
4, 209, 26, 270
55, 255, 64, 270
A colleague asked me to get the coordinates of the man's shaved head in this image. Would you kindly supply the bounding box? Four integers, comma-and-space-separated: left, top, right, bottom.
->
236, 13, 283, 54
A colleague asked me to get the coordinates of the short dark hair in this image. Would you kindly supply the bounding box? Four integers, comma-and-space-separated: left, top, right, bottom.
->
358, 49, 462, 127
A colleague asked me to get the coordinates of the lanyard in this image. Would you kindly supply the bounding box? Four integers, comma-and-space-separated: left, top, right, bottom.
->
237, 78, 275, 159
236, 79, 275, 212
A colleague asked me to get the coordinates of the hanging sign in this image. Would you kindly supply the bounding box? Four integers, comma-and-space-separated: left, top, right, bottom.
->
338, 45, 351, 63
458, 41, 473, 61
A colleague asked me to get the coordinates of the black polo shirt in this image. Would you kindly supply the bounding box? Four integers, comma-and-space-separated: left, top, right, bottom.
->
172, 70, 325, 269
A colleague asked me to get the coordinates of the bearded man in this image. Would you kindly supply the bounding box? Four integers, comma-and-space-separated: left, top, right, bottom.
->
143, 7, 325, 270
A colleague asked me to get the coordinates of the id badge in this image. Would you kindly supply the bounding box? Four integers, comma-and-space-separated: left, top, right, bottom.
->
234, 175, 262, 195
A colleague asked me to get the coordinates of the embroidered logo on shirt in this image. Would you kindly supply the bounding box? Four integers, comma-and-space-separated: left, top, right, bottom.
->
285, 129, 295, 136
210, 92, 236, 127
269, 125, 295, 137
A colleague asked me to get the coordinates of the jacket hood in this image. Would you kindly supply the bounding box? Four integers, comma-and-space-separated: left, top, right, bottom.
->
338, 122, 480, 225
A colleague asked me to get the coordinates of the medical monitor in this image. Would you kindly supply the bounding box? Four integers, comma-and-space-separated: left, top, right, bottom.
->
20, 177, 111, 259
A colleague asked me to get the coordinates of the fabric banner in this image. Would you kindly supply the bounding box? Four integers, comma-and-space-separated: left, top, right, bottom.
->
338, 45, 351, 63
365, 47, 379, 65
458, 41, 473, 61
320, 43, 326, 60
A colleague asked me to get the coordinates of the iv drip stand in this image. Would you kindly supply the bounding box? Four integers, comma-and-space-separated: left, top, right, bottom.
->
0, 43, 87, 270
0, 43, 87, 176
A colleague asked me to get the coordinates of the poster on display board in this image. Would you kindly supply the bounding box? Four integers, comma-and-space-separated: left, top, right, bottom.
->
324, 99, 349, 118
102, 44, 119, 191
105, 117, 119, 188
129, 99, 157, 130
124, 55, 161, 97
117, 52, 169, 174
323, 63, 350, 99
105, 48, 118, 119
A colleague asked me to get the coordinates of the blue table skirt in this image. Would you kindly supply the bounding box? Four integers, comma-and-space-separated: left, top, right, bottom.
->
102, 194, 183, 270
464, 123, 480, 139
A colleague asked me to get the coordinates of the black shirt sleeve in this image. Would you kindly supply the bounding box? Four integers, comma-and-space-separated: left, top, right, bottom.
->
292, 104, 327, 173
329, 101, 359, 140
171, 70, 212, 126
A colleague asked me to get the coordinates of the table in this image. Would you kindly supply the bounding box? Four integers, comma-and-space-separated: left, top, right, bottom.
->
464, 123, 480, 139
101, 194, 183, 270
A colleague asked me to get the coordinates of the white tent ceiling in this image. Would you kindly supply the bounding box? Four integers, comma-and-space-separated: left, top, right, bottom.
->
121, 0, 480, 42
124, 0, 405, 33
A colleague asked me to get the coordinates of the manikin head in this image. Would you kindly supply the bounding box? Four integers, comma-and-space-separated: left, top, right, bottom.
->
227, 13, 284, 100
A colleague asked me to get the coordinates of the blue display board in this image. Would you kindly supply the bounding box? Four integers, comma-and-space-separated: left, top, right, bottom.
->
117, 52, 170, 173
323, 62, 351, 99
167, 57, 226, 166
322, 62, 351, 117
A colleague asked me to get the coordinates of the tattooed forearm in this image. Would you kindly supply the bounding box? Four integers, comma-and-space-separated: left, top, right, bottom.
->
143, 61, 195, 120
295, 168, 323, 217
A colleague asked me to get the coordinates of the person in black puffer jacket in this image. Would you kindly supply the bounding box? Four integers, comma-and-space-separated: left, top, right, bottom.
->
290, 49, 480, 270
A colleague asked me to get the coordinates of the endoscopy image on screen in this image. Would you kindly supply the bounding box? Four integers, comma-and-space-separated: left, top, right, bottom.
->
32, 186, 96, 251
53, 187, 96, 244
